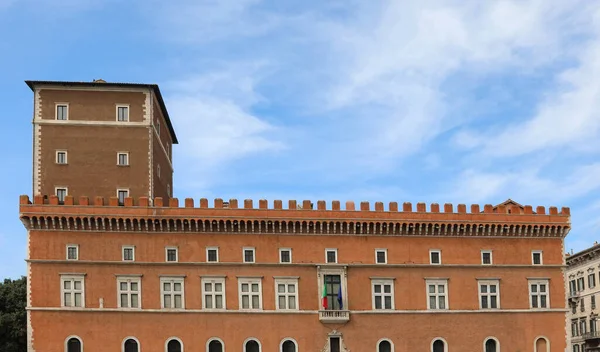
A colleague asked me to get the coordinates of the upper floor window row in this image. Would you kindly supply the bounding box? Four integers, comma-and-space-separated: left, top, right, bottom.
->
53, 103, 130, 122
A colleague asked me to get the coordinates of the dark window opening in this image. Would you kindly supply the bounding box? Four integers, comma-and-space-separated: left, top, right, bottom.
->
485, 339, 497, 352
329, 337, 340, 352
378, 340, 392, 352
67, 338, 81, 352
245, 340, 260, 352
124, 339, 138, 352
208, 340, 223, 352
281, 340, 296, 352
167, 339, 182, 352
433, 340, 445, 352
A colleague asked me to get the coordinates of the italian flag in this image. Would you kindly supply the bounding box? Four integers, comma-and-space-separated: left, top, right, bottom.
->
322, 284, 328, 309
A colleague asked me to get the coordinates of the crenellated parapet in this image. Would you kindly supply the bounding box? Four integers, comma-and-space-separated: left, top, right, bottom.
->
19, 195, 571, 238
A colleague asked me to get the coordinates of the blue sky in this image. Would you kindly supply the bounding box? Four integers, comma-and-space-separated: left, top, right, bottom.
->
1, 0, 599, 279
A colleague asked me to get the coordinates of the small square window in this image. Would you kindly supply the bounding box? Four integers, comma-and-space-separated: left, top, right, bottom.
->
56, 151, 67, 164
55, 187, 68, 204
430, 250, 441, 265
166, 247, 178, 262
532, 251, 543, 265
375, 249, 387, 264
122, 246, 135, 261
325, 249, 338, 263
243, 247, 255, 263
481, 250, 492, 265
117, 105, 129, 122
56, 104, 68, 120
206, 247, 219, 262
279, 248, 292, 263
117, 189, 129, 206
117, 152, 129, 166
66, 244, 78, 260
157, 164, 161, 179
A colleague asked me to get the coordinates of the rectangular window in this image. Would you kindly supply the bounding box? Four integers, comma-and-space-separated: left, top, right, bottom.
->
122, 246, 135, 261
61, 275, 84, 307
117, 105, 129, 122
243, 247, 255, 263
481, 250, 492, 265
323, 274, 342, 310
55, 187, 67, 204
66, 244, 78, 260
202, 277, 225, 310
590, 274, 597, 289
161, 277, 184, 309
117, 152, 129, 166
426, 279, 448, 310
56, 104, 68, 120
479, 280, 500, 309
592, 295, 596, 309
430, 250, 441, 265
165, 247, 178, 262
206, 247, 219, 262
581, 296, 586, 312
532, 251, 543, 265
117, 189, 129, 206
375, 249, 387, 264
279, 248, 292, 263
581, 318, 587, 335
529, 279, 549, 308
56, 151, 67, 164
325, 248, 338, 264
239, 278, 262, 310
570, 279, 577, 294
572, 319, 579, 337
275, 278, 298, 310
577, 277, 585, 292
157, 164, 161, 179
591, 318, 598, 333
157, 119, 161, 135
329, 337, 341, 352
372, 279, 394, 310
117, 276, 140, 308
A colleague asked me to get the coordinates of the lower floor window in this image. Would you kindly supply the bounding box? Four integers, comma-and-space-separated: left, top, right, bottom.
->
123, 338, 139, 352
166, 338, 182, 352
66, 337, 82, 352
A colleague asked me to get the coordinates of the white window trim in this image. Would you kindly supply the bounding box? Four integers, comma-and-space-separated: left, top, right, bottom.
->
66, 244, 79, 260
317, 266, 348, 311
121, 337, 140, 352
325, 248, 338, 264
274, 278, 299, 310
376, 338, 395, 352
56, 150, 68, 164
117, 152, 129, 166
243, 247, 256, 263
533, 336, 550, 352
116, 104, 130, 122
160, 277, 185, 309
205, 338, 225, 352
122, 245, 135, 261
478, 279, 500, 309
529, 279, 550, 309
55, 103, 69, 120
375, 248, 388, 264
430, 337, 448, 352
279, 248, 292, 264
165, 246, 179, 262
243, 338, 261, 352
238, 277, 263, 310
117, 276, 141, 309
280, 338, 298, 352
165, 337, 184, 352
426, 279, 448, 310
64, 335, 83, 352
371, 278, 395, 310
60, 274, 85, 308
116, 188, 129, 206
55, 187, 68, 200
429, 249, 442, 265
481, 250, 493, 265
206, 246, 219, 263
532, 250, 543, 265
201, 277, 226, 310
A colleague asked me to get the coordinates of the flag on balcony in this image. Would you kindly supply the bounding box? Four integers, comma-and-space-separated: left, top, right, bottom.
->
322, 284, 328, 309
337, 285, 343, 309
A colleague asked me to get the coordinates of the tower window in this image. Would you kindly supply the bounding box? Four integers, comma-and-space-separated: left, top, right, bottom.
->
55, 187, 67, 204
56, 151, 67, 164
56, 104, 68, 120
117, 152, 129, 166
117, 189, 129, 206
117, 105, 129, 122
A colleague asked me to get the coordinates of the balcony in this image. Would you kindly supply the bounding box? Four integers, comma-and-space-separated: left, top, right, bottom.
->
584, 331, 600, 341
570, 291, 581, 299
319, 310, 350, 323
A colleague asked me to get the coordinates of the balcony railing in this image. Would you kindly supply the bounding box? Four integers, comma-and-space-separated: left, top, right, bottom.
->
584, 331, 600, 340
319, 310, 350, 323
570, 291, 581, 299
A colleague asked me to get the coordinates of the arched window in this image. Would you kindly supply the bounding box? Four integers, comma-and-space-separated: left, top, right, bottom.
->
484, 338, 497, 352
166, 338, 183, 352
245, 339, 260, 352
432, 339, 445, 352
535, 337, 549, 352
207, 339, 224, 352
378, 339, 392, 352
65, 336, 82, 352
281, 339, 297, 352
123, 338, 139, 352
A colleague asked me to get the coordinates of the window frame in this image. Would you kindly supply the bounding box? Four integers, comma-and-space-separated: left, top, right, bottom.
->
274, 278, 299, 311
66, 244, 79, 261
279, 248, 292, 264
202, 276, 226, 310
121, 337, 140, 352
429, 249, 441, 265
165, 246, 178, 263
375, 248, 388, 264
55, 187, 68, 204
426, 279, 448, 310
482, 337, 499, 352
371, 278, 395, 310
481, 250, 493, 265
165, 337, 184, 352
206, 338, 225, 352
117, 276, 141, 309
64, 335, 83, 352
206, 247, 219, 263
279, 338, 298, 352
243, 247, 256, 263
116, 188, 129, 206
589, 273, 597, 288
117, 152, 129, 166
61, 274, 85, 308
325, 248, 338, 264
160, 277, 185, 309
430, 337, 448, 352
532, 250, 543, 265
243, 338, 261, 352
122, 245, 135, 261
478, 279, 500, 309
116, 104, 130, 122
529, 279, 550, 309
56, 150, 68, 164
376, 338, 395, 352
157, 163, 161, 179
238, 277, 263, 310
55, 103, 69, 121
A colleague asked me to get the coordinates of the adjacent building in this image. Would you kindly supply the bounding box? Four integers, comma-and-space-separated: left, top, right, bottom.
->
567, 243, 600, 352
21, 80, 572, 352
